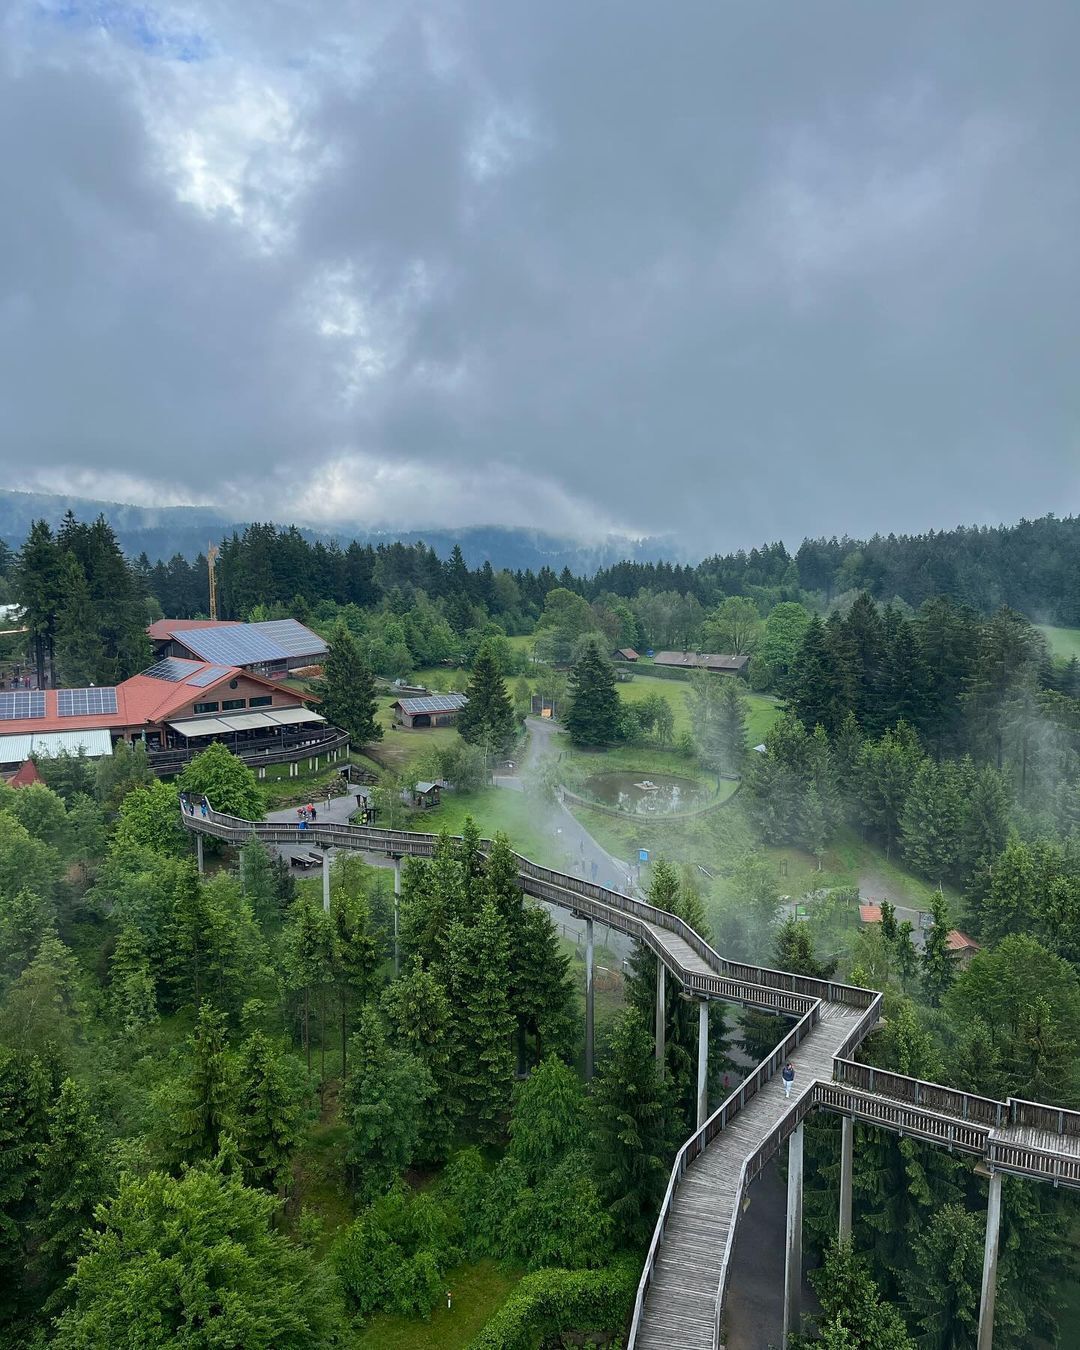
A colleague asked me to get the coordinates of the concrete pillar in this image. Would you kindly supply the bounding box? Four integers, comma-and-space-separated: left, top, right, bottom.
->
839, 1116, 854, 1244
393, 858, 401, 976
585, 917, 595, 1081
321, 848, 331, 913
655, 960, 666, 1079
978, 1170, 1003, 1350
696, 1000, 709, 1129
783, 1123, 805, 1346
195, 833, 204, 876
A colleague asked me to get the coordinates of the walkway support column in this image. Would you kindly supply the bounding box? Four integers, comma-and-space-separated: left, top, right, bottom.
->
696, 1000, 709, 1129
321, 848, 331, 913
655, 961, 666, 1079
393, 858, 402, 977
585, 917, 595, 1080
839, 1115, 854, 1244
978, 1170, 1003, 1350
196, 833, 204, 876
783, 1123, 805, 1346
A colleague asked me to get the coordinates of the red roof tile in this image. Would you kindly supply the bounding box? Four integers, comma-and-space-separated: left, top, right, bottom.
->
946, 930, 979, 953
860, 904, 883, 923
0, 664, 310, 734
147, 618, 238, 640
8, 759, 44, 787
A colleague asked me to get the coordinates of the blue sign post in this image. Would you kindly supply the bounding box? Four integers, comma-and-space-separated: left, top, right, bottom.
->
639, 849, 650, 862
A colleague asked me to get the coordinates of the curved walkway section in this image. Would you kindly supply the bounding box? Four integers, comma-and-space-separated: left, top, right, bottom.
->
180, 804, 1080, 1350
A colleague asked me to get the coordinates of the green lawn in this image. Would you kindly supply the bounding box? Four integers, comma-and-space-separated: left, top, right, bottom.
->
414, 788, 567, 868
1038, 625, 1080, 661
366, 697, 461, 777
354, 1260, 523, 1350
616, 674, 781, 747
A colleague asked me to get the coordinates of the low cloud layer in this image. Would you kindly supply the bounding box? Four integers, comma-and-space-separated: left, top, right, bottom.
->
2, 2, 1078, 551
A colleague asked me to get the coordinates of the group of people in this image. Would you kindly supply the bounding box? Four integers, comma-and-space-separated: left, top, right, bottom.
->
179, 794, 209, 818
296, 803, 318, 823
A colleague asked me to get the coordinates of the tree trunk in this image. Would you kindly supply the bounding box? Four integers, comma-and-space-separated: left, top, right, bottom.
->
304, 988, 310, 1073
341, 992, 348, 1081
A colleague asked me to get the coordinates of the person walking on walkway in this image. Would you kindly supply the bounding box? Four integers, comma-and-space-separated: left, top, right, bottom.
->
782, 1062, 795, 1099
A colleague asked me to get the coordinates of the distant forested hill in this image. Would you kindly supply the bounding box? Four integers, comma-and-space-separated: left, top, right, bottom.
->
2, 490, 1078, 623
0, 490, 673, 576
589, 516, 1080, 624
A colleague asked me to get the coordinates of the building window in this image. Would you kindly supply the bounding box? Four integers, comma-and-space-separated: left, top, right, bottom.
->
193, 701, 220, 714
249, 696, 272, 707
222, 699, 245, 711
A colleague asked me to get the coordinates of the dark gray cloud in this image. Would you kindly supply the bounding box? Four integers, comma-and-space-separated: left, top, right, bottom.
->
1, 1, 1077, 552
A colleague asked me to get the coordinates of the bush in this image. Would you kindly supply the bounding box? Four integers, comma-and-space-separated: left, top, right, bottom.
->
467, 1260, 638, 1349
332, 1184, 462, 1320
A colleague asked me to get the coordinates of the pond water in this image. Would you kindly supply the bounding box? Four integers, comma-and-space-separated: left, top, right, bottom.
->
581, 771, 710, 815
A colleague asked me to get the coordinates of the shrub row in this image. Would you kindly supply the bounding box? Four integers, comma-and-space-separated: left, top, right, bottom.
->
467, 1259, 638, 1350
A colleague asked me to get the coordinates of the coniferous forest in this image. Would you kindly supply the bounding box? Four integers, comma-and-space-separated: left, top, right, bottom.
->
2, 508, 1080, 1347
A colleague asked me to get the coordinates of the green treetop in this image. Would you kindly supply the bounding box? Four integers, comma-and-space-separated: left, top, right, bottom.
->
457, 642, 516, 756
311, 622, 382, 747
565, 640, 622, 747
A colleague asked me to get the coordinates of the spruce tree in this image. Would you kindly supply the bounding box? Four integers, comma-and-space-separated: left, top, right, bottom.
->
342, 1009, 433, 1199
899, 759, 962, 883
381, 959, 459, 1163
0, 1049, 52, 1321
54, 556, 103, 687
109, 925, 158, 1036
164, 1003, 233, 1166
31, 1078, 109, 1306
457, 643, 516, 756
330, 888, 378, 1079
312, 623, 382, 746
921, 891, 959, 1006
565, 641, 621, 746
445, 900, 515, 1145
902, 1204, 983, 1348
590, 1007, 672, 1246
714, 676, 749, 780
239, 838, 278, 929
14, 519, 64, 689
235, 1032, 305, 1193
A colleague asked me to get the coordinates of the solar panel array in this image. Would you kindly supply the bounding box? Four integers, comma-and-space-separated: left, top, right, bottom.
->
144, 658, 202, 683
0, 691, 45, 720
397, 694, 468, 714
57, 687, 119, 718
178, 625, 288, 667
185, 665, 233, 688
253, 619, 328, 657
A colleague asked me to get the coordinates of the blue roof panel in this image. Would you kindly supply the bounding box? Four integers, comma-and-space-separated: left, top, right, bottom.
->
178, 626, 287, 666
251, 620, 327, 658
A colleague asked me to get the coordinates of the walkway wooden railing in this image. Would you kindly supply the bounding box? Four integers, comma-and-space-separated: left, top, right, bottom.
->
150, 727, 349, 776
180, 803, 1080, 1350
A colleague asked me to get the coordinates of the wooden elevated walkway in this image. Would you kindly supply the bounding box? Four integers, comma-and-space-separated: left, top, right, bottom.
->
181, 803, 1080, 1350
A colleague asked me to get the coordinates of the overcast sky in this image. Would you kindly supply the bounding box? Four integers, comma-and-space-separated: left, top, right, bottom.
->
2, 2, 1078, 553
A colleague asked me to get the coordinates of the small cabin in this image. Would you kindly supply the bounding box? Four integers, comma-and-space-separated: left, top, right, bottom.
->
412, 779, 447, 807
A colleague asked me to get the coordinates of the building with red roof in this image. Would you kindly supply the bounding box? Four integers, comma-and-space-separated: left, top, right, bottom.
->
0, 658, 341, 777
7, 759, 44, 788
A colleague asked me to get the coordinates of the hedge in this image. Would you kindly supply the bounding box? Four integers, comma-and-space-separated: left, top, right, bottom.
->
467, 1260, 638, 1349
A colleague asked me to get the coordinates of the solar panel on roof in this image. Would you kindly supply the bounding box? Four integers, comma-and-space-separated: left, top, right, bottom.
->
178, 626, 288, 666
251, 620, 327, 657
143, 658, 201, 682
185, 665, 233, 688
398, 694, 468, 714
0, 691, 45, 720
56, 688, 118, 718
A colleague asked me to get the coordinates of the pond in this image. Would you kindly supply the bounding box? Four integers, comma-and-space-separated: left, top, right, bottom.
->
581, 771, 710, 815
